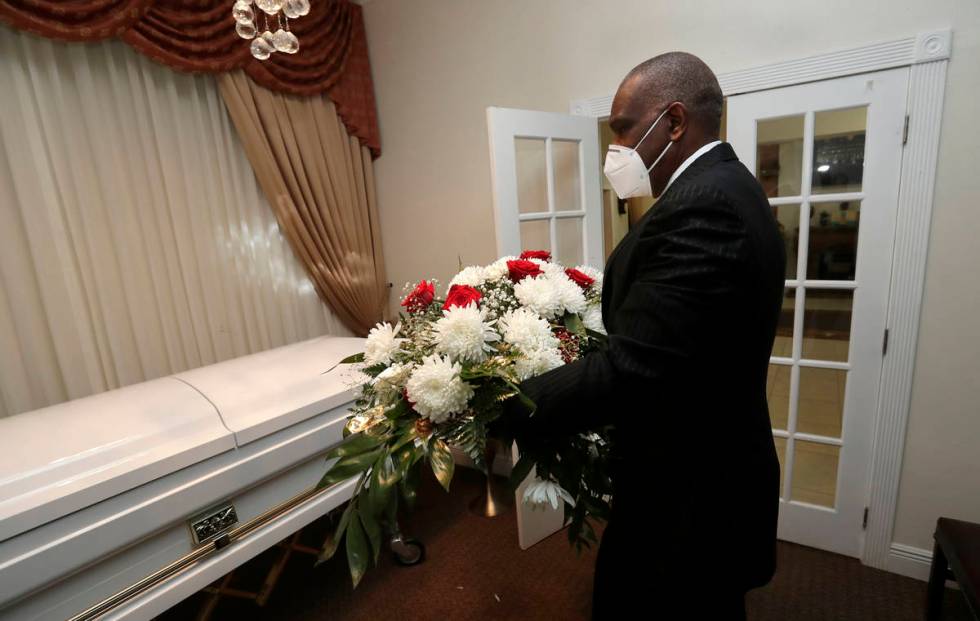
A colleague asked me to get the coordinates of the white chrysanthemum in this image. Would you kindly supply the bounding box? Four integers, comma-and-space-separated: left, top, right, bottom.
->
523, 478, 575, 511
513, 275, 562, 319
405, 355, 474, 423
432, 305, 500, 363
581, 303, 606, 335
371, 361, 414, 400
513, 346, 564, 381
549, 273, 587, 315
448, 265, 487, 289
528, 257, 564, 277
575, 265, 604, 290
484, 256, 517, 281
364, 322, 405, 365
499, 308, 559, 352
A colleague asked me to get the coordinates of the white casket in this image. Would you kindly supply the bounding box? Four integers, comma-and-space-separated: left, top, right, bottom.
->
0, 336, 366, 621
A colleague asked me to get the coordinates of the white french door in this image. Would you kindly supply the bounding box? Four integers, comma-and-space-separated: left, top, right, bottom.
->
727, 68, 908, 556
486, 107, 602, 549
486, 107, 604, 269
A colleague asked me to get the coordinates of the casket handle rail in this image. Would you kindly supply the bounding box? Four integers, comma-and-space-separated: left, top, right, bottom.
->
66, 479, 346, 621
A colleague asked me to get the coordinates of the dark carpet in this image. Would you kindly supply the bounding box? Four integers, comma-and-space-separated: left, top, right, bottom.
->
156, 467, 972, 620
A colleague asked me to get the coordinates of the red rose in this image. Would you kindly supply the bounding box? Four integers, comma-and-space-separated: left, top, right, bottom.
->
507, 259, 544, 283
401, 280, 435, 313
443, 284, 483, 310
520, 250, 552, 261
564, 268, 596, 290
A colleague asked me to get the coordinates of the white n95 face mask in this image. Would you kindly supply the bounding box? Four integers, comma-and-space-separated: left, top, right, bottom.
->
603, 106, 674, 199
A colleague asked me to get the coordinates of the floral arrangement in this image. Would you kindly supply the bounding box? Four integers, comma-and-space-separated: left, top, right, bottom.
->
316, 251, 614, 586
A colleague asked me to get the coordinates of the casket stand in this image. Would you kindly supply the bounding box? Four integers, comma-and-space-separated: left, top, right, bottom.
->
0, 336, 418, 621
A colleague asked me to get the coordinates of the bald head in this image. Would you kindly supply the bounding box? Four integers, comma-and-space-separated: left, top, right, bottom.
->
623, 52, 723, 137
607, 52, 723, 197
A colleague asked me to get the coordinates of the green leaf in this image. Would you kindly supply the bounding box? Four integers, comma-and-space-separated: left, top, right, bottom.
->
367, 454, 400, 519
393, 442, 422, 477
362, 362, 388, 378
346, 509, 370, 588
317, 503, 354, 565
563, 312, 586, 338
390, 427, 419, 453
341, 353, 365, 364
430, 439, 455, 493
385, 484, 400, 525
399, 459, 422, 509
384, 398, 411, 420
317, 448, 382, 490
323, 433, 382, 463
359, 506, 383, 565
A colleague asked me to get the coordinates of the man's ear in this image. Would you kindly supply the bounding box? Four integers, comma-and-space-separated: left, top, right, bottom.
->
667, 102, 688, 141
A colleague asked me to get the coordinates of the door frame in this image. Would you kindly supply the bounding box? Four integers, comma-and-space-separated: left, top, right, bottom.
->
568, 28, 952, 572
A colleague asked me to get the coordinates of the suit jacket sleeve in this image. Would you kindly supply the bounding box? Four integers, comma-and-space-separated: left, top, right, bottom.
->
514, 188, 750, 438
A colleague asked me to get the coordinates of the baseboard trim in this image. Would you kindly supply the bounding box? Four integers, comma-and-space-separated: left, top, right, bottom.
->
886, 543, 933, 581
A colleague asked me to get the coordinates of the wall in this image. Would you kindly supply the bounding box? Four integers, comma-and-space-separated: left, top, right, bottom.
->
362, 0, 980, 555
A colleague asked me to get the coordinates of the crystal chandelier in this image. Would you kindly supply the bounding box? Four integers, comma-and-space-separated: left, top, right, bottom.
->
232, 0, 309, 60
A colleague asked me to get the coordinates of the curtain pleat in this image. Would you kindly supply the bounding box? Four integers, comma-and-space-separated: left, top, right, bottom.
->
217, 70, 388, 337
0, 26, 350, 418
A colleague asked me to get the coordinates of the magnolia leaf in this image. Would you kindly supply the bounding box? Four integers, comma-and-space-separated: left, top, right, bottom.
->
390, 428, 419, 453
359, 506, 383, 565
323, 433, 382, 463
317, 502, 354, 565
400, 459, 422, 509
317, 448, 382, 490
367, 454, 400, 520
394, 443, 421, 478
346, 511, 370, 588
430, 439, 455, 493
385, 483, 399, 525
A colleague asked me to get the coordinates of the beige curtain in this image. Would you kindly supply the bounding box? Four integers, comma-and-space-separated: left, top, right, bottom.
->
0, 26, 351, 418
218, 71, 388, 337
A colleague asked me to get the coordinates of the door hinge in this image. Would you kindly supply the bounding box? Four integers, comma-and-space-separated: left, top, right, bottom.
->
902, 115, 910, 145
863, 507, 869, 530
882, 329, 890, 356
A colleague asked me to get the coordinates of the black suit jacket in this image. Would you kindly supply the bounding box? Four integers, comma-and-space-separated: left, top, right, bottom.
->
517, 142, 785, 589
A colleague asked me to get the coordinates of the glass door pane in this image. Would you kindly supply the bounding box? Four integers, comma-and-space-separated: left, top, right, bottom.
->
765, 104, 867, 510
552, 139, 582, 212
555, 217, 584, 265
515, 138, 549, 214
757, 115, 804, 198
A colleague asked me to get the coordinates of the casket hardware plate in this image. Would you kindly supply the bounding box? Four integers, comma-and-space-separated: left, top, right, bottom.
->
189, 503, 239, 546
67, 479, 345, 621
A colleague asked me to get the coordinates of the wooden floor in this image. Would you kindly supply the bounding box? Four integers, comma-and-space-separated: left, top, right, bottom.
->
156, 467, 972, 621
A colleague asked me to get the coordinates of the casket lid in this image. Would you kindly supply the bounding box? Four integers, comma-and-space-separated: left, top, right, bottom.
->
0, 377, 232, 542
0, 336, 366, 543
176, 336, 365, 446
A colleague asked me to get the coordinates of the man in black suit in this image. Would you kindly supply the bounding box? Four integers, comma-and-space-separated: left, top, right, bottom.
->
506, 53, 785, 619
